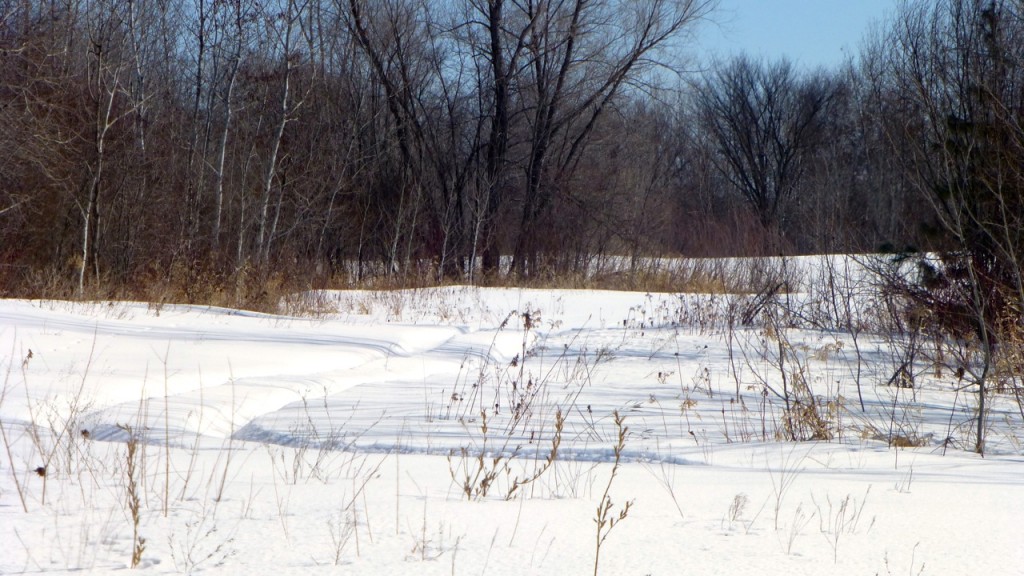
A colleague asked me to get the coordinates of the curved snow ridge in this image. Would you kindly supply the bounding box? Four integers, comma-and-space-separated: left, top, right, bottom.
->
82, 423, 198, 449
0, 299, 464, 358
79, 374, 367, 443
231, 420, 368, 451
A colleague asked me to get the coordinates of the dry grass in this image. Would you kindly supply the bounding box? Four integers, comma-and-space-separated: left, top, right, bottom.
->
592, 411, 633, 576
6, 254, 810, 325
116, 424, 146, 569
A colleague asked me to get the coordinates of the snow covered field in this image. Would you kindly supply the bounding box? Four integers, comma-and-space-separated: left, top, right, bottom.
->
1, 276, 1021, 574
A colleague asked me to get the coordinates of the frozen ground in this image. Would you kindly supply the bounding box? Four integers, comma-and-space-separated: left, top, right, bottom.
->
0, 280, 1021, 574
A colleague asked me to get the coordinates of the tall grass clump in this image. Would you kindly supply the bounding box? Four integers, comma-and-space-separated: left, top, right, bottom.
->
446, 309, 582, 500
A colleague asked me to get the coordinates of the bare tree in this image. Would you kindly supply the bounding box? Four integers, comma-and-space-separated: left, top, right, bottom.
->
252, 0, 306, 266
463, 0, 535, 277
340, 0, 430, 274
210, 0, 254, 250
75, 0, 140, 295
694, 55, 835, 243
509, 0, 715, 277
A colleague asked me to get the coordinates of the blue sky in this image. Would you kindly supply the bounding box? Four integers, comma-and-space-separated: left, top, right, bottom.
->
697, 0, 898, 68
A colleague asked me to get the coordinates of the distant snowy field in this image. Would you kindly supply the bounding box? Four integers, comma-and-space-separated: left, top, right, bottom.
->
1, 267, 1022, 574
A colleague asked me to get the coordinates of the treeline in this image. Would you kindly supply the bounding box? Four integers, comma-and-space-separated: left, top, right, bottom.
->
0, 0, 1022, 305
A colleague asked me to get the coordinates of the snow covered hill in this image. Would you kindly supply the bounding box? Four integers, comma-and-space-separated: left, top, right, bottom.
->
1, 284, 1020, 574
